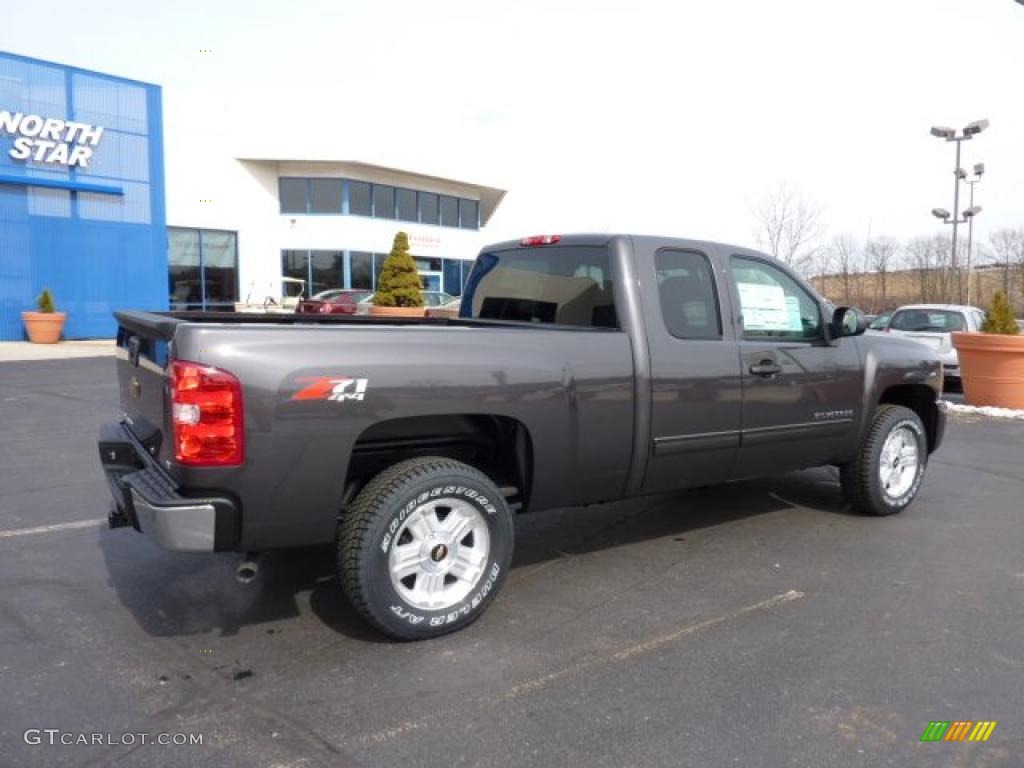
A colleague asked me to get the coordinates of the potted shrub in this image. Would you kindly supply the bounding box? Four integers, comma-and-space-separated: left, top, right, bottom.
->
952, 290, 1024, 409
22, 288, 66, 344
370, 232, 425, 317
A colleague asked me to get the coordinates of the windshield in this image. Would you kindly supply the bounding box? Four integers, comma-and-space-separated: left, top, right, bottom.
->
890, 309, 966, 332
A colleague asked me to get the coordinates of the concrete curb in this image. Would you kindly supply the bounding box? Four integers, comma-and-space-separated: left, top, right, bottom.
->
0, 339, 116, 362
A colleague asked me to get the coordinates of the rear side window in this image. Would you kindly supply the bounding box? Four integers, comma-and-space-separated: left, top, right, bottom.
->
890, 309, 966, 332
655, 249, 721, 339
462, 246, 618, 328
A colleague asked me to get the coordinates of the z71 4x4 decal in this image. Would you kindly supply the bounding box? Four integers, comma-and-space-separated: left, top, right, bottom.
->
291, 377, 369, 403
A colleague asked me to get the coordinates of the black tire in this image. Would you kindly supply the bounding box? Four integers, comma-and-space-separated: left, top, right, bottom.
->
840, 405, 928, 516
338, 457, 514, 640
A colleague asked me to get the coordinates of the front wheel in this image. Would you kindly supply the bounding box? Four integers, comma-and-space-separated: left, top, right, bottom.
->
840, 405, 928, 516
338, 457, 514, 640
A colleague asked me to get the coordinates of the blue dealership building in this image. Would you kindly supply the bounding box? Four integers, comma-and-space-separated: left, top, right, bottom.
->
0, 51, 505, 342
0, 51, 167, 340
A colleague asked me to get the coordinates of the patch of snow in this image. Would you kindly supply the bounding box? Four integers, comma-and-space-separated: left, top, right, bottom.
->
938, 400, 1024, 421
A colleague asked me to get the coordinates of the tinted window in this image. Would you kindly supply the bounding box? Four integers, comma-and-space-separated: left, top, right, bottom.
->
731, 256, 821, 339
463, 246, 618, 328
868, 314, 890, 330
440, 195, 459, 227
655, 249, 720, 339
459, 198, 479, 229
890, 309, 966, 332
442, 258, 463, 296
279, 178, 307, 213
199, 230, 238, 307
396, 188, 417, 221
309, 179, 342, 213
350, 251, 373, 289
282, 249, 309, 284
373, 185, 395, 219
310, 250, 344, 294
168, 228, 201, 309
348, 181, 371, 216
419, 192, 439, 225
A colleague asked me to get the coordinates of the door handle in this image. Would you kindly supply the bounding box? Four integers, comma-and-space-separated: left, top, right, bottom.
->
749, 360, 782, 377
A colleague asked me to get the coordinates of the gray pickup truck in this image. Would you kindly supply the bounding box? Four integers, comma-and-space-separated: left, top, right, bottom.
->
100, 234, 946, 639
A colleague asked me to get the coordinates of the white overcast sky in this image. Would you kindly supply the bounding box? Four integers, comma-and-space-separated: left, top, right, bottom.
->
2, 0, 1022, 249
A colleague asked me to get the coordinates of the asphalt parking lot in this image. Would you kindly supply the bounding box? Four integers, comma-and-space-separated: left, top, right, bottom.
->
1, 357, 1022, 768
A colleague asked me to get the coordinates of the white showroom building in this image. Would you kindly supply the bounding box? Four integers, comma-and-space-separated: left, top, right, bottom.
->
164, 155, 507, 310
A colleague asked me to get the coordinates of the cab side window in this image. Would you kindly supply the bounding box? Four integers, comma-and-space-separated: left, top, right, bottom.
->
731, 256, 821, 340
655, 249, 721, 339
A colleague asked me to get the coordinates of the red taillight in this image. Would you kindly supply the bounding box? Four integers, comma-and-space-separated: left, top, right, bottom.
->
170, 360, 244, 467
520, 234, 561, 246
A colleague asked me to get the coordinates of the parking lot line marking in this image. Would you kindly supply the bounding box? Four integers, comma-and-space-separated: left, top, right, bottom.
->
362, 589, 805, 745
504, 589, 805, 700
0, 518, 106, 539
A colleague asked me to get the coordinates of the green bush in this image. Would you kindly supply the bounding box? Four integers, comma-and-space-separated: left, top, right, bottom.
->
374, 232, 423, 308
36, 288, 56, 314
980, 290, 1019, 335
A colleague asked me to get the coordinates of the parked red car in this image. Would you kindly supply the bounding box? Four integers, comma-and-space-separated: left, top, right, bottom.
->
296, 289, 373, 315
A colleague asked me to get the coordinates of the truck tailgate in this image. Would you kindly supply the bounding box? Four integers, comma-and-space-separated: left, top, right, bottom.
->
114, 310, 181, 465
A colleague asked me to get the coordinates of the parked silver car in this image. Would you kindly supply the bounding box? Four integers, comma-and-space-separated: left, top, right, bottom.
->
884, 304, 985, 381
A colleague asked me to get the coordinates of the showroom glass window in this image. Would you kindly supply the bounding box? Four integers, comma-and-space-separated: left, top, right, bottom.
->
279, 179, 308, 213
168, 228, 238, 310
282, 250, 309, 283
309, 179, 343, 213
350, 252, 373, 290
419, 192, 439, 225
440, 195, 459, 227
310, 251, 345, 294
442, 258, 464, 296
348, 181, 372, 216
459, 198, 479, 230
396, 188, 417, 222
373, 185, 395, 219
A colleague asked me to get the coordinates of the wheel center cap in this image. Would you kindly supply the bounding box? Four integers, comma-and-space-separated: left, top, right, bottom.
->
430, 543, 449, 562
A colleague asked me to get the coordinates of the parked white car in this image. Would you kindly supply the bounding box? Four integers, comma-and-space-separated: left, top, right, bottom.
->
884, 304, 985, 382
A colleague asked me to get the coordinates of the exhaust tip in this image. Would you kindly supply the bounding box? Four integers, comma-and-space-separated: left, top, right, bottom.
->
236, 560, 259, 584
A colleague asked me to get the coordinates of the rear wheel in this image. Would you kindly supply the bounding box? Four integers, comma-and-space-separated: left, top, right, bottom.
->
840, 405, 927, 516
338, 457, 514, 640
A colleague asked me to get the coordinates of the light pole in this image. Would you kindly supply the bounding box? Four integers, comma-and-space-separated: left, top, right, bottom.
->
964, 163, 984, 306
930, 119, 989, 303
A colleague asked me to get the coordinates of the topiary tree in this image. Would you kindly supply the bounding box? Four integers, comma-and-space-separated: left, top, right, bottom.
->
374, 232, 423, 308
981, 289, 1019, 335
36, 288, 55, 313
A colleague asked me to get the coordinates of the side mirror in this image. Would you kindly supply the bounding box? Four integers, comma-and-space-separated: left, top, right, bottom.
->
832, 307, 868, 338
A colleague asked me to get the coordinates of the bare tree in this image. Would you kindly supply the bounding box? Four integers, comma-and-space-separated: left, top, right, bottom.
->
931, 233, 958, 302
988, 228, 1024, 300
829, 233, 859, 306
867, 236, 900, 311
905, 236, 935, 303
752, 184, 825, 274
809, 246, 836, 298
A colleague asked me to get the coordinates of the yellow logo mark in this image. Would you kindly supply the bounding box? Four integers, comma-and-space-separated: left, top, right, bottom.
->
968, 721, 998, 742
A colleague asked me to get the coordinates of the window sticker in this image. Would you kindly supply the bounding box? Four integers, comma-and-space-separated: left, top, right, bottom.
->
785, 295, 803, 331
738, 282, 795, 331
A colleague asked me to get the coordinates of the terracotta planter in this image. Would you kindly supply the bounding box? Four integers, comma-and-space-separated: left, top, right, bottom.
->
369, 305, 425, 318
951, 331, 1024, 409
21, 311, 67, 344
